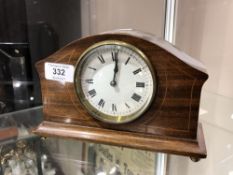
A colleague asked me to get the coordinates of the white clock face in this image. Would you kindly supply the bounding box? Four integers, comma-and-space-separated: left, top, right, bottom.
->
75, 41, 155, 123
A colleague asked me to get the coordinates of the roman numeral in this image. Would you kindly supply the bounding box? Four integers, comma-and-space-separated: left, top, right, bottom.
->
88, 89, 96, 97
85, 79, 93, 84
133, 68, 142, 75
125, 103, 130, 109
125, 57, 131, 65
98, 99, 105, 108
98, 55, 105, 63
112, 104, 117, 111
131, 93, 141, 102
88, 66, 96, 71
136, 82, 145, 87
112, 52, 118, 61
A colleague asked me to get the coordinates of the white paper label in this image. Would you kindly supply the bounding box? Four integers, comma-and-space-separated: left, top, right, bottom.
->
45, 62, 74, 82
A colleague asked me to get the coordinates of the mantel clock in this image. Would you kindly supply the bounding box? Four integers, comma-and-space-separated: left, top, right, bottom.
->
34, 29, 208, 161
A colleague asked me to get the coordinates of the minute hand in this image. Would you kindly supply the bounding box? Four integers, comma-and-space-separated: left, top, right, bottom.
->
110, 52, 118, 87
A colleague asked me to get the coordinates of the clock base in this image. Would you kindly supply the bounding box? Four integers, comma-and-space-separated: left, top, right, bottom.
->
34, 121, 207, 159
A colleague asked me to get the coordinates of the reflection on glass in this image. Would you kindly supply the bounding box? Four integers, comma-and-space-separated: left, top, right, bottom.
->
41, 138, 167, 175
0, 0, 82, 114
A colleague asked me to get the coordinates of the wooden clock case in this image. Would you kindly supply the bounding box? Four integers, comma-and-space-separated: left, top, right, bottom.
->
34, 30, 208, 160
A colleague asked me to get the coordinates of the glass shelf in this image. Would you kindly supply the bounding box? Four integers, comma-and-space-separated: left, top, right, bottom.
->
0, 106, 43, 146
42, 138, 167, 175
0, 105, 168, 175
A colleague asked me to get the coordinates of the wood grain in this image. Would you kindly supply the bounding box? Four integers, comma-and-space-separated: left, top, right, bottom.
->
34, 30, 208, 159
35, 121, 206, 158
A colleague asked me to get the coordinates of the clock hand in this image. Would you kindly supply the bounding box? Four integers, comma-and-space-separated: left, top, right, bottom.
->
110, 52, 118, 87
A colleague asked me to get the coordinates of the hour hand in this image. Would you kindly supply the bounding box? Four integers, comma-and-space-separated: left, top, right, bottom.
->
113, 52, 118, 73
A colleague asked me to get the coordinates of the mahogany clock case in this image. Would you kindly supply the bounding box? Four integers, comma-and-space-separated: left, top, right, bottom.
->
34, 31, 208, 159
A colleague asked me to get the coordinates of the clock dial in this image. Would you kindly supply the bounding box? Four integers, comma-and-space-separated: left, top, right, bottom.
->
75, 41, 156, 123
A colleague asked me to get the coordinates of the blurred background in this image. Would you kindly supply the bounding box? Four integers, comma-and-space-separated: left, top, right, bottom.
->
0, 0, 233, 175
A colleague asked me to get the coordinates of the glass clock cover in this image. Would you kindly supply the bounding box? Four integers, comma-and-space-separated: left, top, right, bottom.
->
74, 41, 156, 124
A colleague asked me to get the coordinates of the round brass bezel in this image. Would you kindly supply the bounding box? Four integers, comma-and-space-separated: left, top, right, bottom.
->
74, 40, 156, 124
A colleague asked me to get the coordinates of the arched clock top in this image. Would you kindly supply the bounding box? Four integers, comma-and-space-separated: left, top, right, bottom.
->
35, 30, 208, 160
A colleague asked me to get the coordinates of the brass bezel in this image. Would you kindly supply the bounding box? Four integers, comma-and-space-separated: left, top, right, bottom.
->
74, 40, 156, 124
